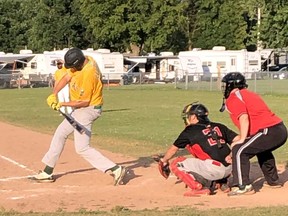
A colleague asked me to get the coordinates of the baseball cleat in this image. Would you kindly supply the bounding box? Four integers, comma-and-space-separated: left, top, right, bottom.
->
112, 166, 126, 186
228, 184, 255, 196
215, 183, 230, 193
28, 170, 55, 183
263, 181, 283, 189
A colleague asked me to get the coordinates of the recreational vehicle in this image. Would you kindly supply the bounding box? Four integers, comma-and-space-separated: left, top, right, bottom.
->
177, 55, 203, 81
19, 51, 64, 87
178, 47, 262, 80
0, 51, 35, 88
123, 52, 179, 84
83, 49, 124, 84
17, 48, 124, 87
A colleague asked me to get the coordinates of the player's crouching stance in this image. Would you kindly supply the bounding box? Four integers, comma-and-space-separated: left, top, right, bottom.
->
220, 72, 287, 196
157, 102, 239, 196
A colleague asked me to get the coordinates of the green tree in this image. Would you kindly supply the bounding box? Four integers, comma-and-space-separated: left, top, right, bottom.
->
0, 0, 31, 53
80, 0, 188, 54
80, 0, 129, 52
1, 0, 287, 54
144, 0, 188, 54
260, 0, 288, 48
24, 0, 92, 52
191, 0, 248, 50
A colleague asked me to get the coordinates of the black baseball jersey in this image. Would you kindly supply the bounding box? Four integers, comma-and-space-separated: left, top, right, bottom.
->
174, 122, 237, 167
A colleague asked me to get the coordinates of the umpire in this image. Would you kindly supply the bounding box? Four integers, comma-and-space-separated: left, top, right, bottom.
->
220, 72, 287, 196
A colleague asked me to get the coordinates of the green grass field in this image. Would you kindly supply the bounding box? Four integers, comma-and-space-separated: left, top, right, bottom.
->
0, 83, 288, 215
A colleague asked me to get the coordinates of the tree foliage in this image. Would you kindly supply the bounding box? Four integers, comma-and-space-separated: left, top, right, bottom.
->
260, 0, 288, 48
0, 0, 287, 54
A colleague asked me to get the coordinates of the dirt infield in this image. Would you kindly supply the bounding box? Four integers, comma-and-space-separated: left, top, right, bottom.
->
1, 121, 288, 213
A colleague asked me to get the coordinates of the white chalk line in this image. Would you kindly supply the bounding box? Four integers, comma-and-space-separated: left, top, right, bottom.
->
0, 154, 37, 182
0, 154, 91, 182
0, 153, 93, 182
0, 170, 89, 182
0, 154, 35, 173
0, 175, 34, 182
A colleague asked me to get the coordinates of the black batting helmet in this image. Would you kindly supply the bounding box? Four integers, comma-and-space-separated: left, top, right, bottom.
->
64, 47, 85, 70
182, 102, 210, 125
221, 72, 248, 99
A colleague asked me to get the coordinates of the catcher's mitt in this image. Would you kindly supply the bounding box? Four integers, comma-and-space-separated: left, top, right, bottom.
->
151, 154, 170, 179
158, 160, 170, 179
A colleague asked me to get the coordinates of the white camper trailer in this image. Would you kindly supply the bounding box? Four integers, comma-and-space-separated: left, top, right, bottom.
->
84, 49, 124, 83
0, 51, 35, 88
19, 51, 64, 87
159, 52, 181, 81
123, 53, 179, 84
17, 48, 124, 86
177, 55, 203, 81
178, 47, 262, 80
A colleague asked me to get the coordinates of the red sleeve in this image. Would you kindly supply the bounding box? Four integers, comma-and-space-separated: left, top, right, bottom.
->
227, 92, 247, 119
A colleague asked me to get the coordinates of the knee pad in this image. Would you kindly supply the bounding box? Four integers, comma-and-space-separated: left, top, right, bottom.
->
170, 157, 202, 190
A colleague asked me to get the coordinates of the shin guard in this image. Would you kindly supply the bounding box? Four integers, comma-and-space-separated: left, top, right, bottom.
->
170, 157, 202, 190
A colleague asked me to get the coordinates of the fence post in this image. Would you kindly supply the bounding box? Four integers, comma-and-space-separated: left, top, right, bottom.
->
174, 69, 177, 89
254, 72, 257, 93
185, 70, 188, 90
107, 73, 110, 90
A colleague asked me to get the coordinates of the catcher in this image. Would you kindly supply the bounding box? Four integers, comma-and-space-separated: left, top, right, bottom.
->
157, 102, 240, 196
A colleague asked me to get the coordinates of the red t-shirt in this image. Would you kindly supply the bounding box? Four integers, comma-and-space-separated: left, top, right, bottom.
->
226, 89, 282, 136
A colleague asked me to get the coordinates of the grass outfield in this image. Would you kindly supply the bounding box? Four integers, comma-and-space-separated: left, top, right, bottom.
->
0, 84, 288, 215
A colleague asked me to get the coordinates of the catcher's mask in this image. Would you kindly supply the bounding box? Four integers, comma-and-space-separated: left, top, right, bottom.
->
64, 47, 85, 71
182, 102, 210, 125
219, 72, 248, 112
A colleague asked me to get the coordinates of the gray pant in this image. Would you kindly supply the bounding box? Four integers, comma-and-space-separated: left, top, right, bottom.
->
42, 106, 116, 172
180, 158, 232, 181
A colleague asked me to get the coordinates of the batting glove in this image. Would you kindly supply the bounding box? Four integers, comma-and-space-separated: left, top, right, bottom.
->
46, 93, 58, 107
51, 102, 62, 111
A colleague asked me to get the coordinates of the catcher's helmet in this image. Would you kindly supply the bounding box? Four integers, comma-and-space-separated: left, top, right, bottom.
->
221, 72, 248, 99
182, 102, 210, 125
64, 47, 85, 70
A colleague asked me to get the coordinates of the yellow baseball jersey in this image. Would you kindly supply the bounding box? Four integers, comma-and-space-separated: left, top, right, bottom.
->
54, 67, 68, 82
68, 56, 103, 106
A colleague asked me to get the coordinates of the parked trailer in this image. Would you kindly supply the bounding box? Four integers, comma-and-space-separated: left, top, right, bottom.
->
0, 51, 35, 88
123, 53, 180, 84
17, 48, 124, 86
20, 51, 64, 87
83, 49, 124, 84
178, 46, 262, 80
177, 55, 203, 81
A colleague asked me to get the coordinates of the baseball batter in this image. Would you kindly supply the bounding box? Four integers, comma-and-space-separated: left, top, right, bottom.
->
32, 48, 126, 185
220, 72, 287, 196
53, 59, 72, 114
158, 102, 239, 196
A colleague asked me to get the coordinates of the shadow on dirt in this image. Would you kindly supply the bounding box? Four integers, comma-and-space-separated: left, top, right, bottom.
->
121, 152, 288, 188
228, 161, 288, 192
119, 149, 191, 184
53, 168, 96, 180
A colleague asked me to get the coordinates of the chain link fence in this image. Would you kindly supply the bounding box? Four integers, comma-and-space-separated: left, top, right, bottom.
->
117, 70, 288, 95
174, 71, 288, 95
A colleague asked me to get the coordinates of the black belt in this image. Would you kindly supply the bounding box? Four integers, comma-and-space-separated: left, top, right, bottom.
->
94, 105, 102, 109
